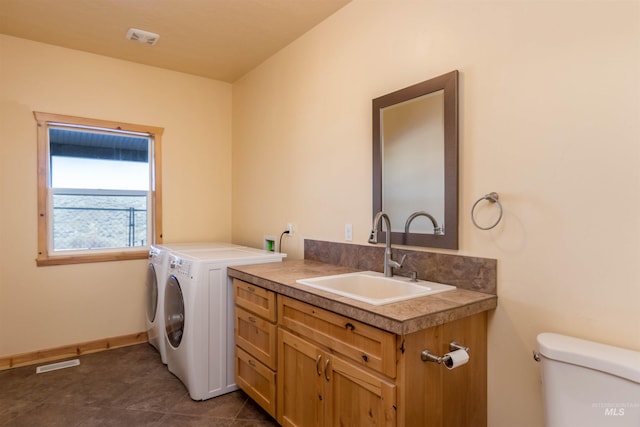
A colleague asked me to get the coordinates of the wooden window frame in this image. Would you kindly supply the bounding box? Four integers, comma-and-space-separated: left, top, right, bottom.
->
34, 112, 163, 266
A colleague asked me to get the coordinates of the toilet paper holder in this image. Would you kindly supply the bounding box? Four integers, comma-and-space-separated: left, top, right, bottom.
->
421, 342, 469, 364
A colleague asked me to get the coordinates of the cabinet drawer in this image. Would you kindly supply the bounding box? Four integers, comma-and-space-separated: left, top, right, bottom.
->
233, 279, 276, 322
278, 296, 397, 378
235, 306, 277, 370
235, 346, 276, 418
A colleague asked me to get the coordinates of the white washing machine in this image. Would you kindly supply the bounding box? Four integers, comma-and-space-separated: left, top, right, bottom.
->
145, 242, 242, 364
163, 247, 285, 400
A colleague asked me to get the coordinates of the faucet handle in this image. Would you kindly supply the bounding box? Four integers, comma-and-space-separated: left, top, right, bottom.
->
387, 253, 406, 271
397, 254, 407, 267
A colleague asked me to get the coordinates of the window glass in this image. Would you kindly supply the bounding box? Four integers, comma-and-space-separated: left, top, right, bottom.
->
49, 127, 152, 251
51, 157, 149, 190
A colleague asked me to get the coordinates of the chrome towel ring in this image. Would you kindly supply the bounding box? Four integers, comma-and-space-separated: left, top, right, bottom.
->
471, 192, 503, 230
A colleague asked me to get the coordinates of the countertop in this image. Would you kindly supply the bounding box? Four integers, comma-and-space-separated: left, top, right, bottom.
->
228, 259, 497, 335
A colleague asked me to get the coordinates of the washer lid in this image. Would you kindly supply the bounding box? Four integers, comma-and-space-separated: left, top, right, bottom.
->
537, 333, 640, 384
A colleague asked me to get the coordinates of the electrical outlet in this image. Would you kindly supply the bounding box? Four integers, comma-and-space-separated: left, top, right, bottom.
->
345, 223, 353, 241
286, 223, 293, 236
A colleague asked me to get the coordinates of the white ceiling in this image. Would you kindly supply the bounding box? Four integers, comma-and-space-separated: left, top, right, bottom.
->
0, 0, 351, 82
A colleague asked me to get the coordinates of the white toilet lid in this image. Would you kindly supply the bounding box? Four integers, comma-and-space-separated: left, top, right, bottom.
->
537, 332, 640, 384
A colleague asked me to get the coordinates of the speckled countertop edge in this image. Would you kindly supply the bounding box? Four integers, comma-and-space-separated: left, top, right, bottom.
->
228, 259, 497, 335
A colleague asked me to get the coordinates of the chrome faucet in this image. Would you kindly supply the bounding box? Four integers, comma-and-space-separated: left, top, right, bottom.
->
404, 211, 444, 235
368, 212, 406, 277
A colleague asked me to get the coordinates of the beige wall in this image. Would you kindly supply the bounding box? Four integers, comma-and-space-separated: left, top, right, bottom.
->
0, 35, 232, 356
233, 1, 640, 426
2, 1, 639, 425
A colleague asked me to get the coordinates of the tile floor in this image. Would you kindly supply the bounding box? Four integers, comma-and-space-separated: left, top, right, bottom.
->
0, 343, 278, 426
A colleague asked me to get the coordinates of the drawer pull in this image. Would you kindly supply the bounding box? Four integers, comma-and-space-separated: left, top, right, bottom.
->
315, 354, 322, 376
324, 359, 331, 382
362, 354, 369, 363
248, 359, 256, 367
248, 316, 256, 323
345, 322, 355, 331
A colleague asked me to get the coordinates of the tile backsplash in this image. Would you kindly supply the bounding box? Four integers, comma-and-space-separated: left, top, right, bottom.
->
304, 239, 497, 295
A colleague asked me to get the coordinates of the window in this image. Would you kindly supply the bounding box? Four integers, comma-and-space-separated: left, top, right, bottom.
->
34, 112, 163, 266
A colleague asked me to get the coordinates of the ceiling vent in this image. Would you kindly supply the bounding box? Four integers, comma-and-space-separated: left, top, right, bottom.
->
126, 28, 160, 46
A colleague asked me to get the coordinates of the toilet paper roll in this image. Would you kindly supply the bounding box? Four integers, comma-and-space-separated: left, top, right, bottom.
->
443, 349, 469, 370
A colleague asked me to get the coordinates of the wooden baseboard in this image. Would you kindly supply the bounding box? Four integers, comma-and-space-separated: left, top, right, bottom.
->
0, 331, 148, 371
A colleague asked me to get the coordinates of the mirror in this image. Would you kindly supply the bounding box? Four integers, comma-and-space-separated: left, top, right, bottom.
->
372, 70, 458, 249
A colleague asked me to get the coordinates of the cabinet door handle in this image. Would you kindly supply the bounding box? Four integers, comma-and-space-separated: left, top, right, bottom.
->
246, 286, 255, 292
345, 322, 355, 331
248, 316, 256, 323
324, 358, 331, 382
316, 354, 322, 376
248, 359, 256, 368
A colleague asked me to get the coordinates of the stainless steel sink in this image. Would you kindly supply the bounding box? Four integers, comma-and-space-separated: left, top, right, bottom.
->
296, 271, 455, 306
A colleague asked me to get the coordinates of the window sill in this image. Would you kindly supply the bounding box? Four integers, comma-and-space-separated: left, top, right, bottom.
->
36, 249, 149, 266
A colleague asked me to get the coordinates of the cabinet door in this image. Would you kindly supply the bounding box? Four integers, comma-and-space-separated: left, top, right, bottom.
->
278, 329, 325, 427
325, 354, 397, 427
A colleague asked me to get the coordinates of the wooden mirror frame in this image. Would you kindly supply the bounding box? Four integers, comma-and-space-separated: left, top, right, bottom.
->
372, 70, 458, 249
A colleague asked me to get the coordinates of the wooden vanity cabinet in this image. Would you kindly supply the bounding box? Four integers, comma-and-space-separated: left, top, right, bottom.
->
233, 279, 278, 417
232, 279, 488, 427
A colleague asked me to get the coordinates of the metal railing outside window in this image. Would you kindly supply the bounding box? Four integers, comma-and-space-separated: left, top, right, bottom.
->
52, 189, 149, 251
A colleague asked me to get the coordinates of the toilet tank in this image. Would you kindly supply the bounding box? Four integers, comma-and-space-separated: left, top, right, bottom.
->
536, 333, 640, 427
